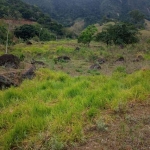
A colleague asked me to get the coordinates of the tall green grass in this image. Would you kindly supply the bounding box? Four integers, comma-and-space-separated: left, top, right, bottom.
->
0, 68, 150, 149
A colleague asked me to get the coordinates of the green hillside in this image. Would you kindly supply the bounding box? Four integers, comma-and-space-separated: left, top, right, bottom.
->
0, 0, 63, 36
22, 0, 150, 26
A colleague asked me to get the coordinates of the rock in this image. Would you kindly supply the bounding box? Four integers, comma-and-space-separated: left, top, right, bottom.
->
0, 54, 20, 69
75, 47, 80, 51
0, 71, 21, 89
90, 64, 101, 70
54, 56, 71, 64
26, 41, 32, 45
57, 56, 70, 61
133, 55, 144, 62
97, 58, 106, 64
0, 63, 36, 89
116, 56, 125, 62
120, 44, 124, 49
0, 75, 13, 89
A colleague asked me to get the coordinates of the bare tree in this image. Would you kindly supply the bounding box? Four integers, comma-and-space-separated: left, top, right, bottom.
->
5, 21, 10, 54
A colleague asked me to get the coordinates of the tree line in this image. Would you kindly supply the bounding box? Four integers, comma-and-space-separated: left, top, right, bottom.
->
78, 10, 145, 46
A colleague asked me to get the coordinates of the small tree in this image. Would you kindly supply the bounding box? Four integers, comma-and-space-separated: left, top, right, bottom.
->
0, 21, 13, 53
95, 22, 139, 45
78, 25, 97, 46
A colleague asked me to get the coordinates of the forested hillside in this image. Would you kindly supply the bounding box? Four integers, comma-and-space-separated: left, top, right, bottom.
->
22, 0, 150, 26
0, 0, 63, 35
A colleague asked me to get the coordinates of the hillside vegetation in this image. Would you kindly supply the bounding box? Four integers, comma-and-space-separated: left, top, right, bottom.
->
22, 0, 150, 25
0, 0, 64, 42
0, 0, 150, 149
0, 27, 150, 149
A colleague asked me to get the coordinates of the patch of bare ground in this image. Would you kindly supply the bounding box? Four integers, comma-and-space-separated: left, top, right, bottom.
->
68, 100, 150, 150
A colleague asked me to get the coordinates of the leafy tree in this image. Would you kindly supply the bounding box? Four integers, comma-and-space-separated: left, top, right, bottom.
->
14, 24, 38, 40
95, 30, 112, 45
78, 25, 98, 46
95, 22, 139, 45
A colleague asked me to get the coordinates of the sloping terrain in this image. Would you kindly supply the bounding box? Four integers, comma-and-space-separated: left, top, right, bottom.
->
0, 30, 150, 149
69, 101, 150, 150
0, 0, 63, 36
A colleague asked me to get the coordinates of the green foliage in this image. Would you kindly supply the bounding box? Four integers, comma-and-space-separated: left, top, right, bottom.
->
40, 31, 56, 41
96, 22, 139, 45
78, 25, 98, 46
0, 0, 42, 20
14, 24, 56, 41
22, 0, 150, 26
114, 66, 126, 73
39, 28, 56, 41
0, 0, 64, 36
14, 24, 38, 40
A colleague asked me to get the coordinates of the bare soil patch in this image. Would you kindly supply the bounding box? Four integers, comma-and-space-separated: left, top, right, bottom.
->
69, 101, 150, 150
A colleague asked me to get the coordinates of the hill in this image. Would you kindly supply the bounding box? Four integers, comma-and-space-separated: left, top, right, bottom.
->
22, 0, 150, 26
0, 0, 63, 35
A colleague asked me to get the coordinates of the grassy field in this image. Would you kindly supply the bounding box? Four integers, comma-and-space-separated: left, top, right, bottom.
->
0, 32, 150, 149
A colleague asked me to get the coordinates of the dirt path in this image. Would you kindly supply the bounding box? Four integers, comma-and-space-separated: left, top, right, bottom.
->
68, 101, 150, 150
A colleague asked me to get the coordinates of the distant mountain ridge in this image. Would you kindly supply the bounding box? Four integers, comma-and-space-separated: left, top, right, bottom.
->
22, 0, 150, 26
0, 0, 46, 21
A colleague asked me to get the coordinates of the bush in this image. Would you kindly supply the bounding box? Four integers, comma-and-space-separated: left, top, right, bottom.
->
14, 24, 38, 40
78, 25, 97, 46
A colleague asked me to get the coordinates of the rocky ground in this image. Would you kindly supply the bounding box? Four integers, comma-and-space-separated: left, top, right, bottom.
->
0, 54, 35, 89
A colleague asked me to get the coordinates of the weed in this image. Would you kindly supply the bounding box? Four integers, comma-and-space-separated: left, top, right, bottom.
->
75, 68, 83, 72
56, 46, 73, 55
114, 66, 126, 73
96, 118, 108, 131
50, 136, 65, 150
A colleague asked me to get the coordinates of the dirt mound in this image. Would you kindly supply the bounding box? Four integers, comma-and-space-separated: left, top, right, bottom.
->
0, 54, 20, 69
